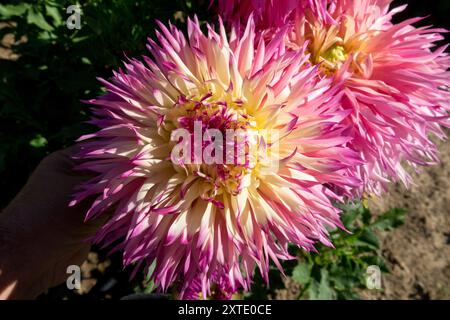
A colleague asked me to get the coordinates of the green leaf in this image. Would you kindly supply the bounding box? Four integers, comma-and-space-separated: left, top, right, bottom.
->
339, 291, 361, 300
27, 8, 54, 32
331, 273, 354, 291
29, 134, 47, 148
292, 263, 310, 285
341, 210, 358, 229
45, 4, 62, 26
361, 206, 372, 225
142, 260, 157, 293
371, 208, 407, 231
307, 279, 320, 300
81, 57, 92, 65
307, 269, 335, 300
72, 35, 92, 43
339, 201, 364, 229
357, 229, 379, 250
317, 269, 335, 300
0, 4, 30, 18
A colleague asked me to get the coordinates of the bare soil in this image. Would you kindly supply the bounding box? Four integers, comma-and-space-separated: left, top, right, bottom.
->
363, 138, 450, 299
0, 22, 23, 61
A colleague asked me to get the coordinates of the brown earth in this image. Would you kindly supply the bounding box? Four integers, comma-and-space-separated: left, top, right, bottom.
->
363, 137, 450, 299
0, 22, 23, 61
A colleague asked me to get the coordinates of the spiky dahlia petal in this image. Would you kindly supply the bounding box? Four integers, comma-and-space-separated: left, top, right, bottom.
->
71, 17, 361, 299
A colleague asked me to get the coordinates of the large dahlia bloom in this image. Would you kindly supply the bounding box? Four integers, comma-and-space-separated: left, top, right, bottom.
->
70, 17, 361, 299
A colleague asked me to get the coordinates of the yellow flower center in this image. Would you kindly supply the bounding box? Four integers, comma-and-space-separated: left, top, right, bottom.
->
162, 95, 266, 200
323, 45, 347, 64
317, 44, 348, 76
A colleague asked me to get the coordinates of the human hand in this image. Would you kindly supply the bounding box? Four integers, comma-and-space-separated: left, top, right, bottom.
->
0, 147, 107, 299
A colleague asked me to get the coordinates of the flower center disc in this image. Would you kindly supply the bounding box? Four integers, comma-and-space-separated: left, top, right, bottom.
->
162, 95, 264, 199
317, 44, 348, 76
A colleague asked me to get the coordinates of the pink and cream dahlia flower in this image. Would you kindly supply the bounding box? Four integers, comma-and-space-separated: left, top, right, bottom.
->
71, 17, 361, 299
291, 0, 450, 193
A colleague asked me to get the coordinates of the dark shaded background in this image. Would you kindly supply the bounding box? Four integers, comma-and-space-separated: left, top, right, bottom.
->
392, 0, 450, 45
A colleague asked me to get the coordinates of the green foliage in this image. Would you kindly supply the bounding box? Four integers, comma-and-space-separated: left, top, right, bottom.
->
134, 260, 157, 294
246, 203, 406, 300
29, 133, 48, 148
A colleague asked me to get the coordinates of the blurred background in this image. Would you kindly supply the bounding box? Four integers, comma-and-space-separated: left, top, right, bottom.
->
0, 0, 449, 300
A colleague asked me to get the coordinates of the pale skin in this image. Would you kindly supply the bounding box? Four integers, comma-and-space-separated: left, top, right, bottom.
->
0, 148, 107, 299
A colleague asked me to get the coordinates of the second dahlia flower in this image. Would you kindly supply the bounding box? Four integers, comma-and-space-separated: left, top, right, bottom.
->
71, 17, 361, 298
216, 0, 450, 195
291, 0, 450, 194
